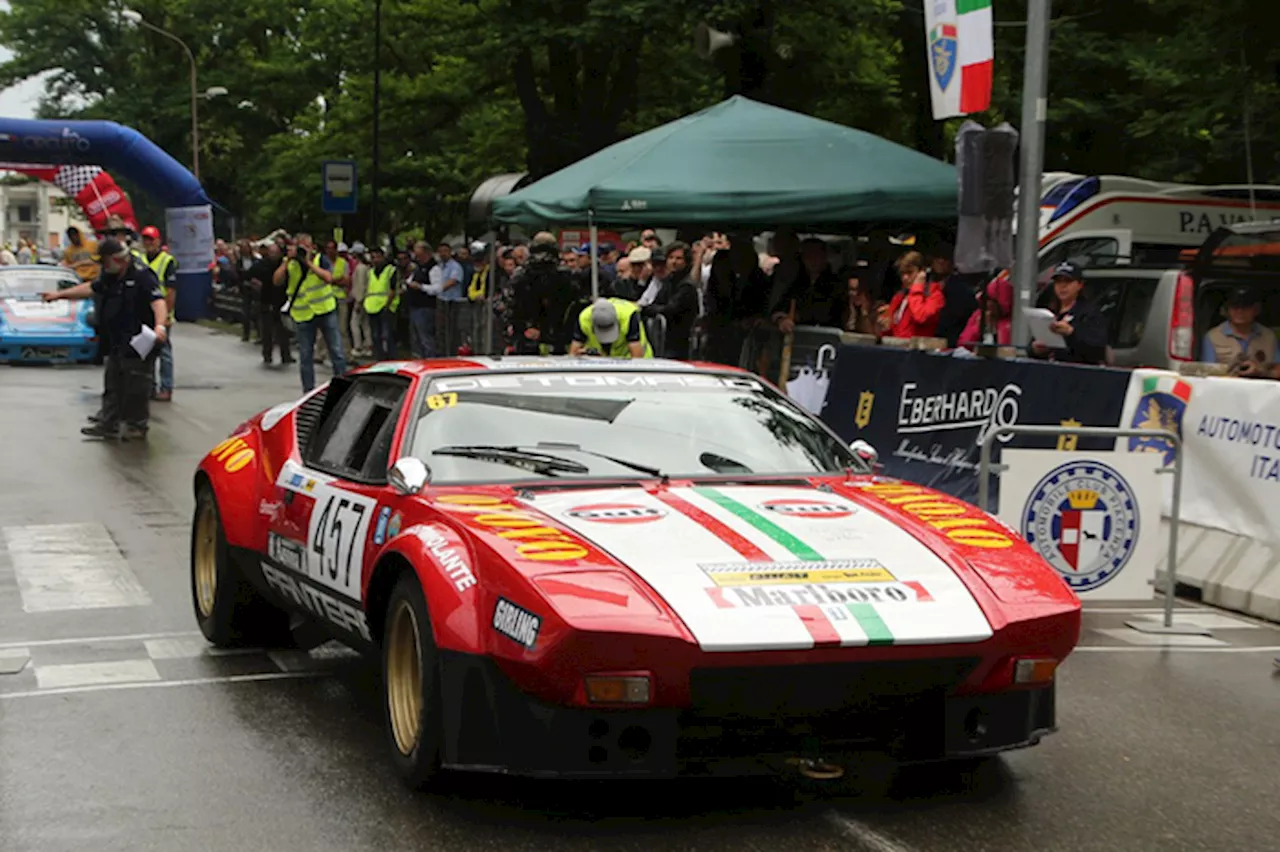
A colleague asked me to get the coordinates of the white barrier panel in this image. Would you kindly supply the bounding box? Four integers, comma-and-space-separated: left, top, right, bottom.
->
998, 449, 1161, 600
1117, 370, 1280, 549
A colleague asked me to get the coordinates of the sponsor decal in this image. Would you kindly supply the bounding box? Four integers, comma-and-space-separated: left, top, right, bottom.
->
566, 503, 666, 523
851, 482, 1014, 549
415, 524, 476, 592
258, 500, 282, 517
431, 374, 763, 393
1057, 419, 1082, 452
288, 473, 305, 489
1021, 460, 1139, 592
492, 597, 540, 649
706, 582, 931, 609
303, 479, 316, 493
209, 436, 255, 473
898, 380, 1022, 447
700, 558, 894, 587
760, 498, 853, 519
388, 512, 402, 538
1127, 375, 1191, 467
373, 506, 391, 545
437, 494, 588, 561
268, 533, 304, 573
261, 563, 371, 641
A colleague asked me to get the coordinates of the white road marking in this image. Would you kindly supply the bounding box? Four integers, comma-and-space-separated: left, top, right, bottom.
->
824, 811, 915, 852
1074, 645, 1280, 653
3, 523, 151, 612
1093, 628, 1230, 647
0, 648, 29, 675
143, 637, 263, 659
0, 647, 29, 659
0, 670, 326, 701
0, 630, 202, 651
1125, 612, 1263, 630
34, 659, 161, 690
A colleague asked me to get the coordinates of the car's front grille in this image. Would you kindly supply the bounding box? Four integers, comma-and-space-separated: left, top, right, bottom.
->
689, 658, 980, 718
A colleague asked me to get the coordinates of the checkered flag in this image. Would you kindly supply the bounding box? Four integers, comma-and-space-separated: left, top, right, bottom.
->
51, 164, 101, 197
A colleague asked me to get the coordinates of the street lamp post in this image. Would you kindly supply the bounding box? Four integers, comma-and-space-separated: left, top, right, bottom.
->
121, 9, 221, 182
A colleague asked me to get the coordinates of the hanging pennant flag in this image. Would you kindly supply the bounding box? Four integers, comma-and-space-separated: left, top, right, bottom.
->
924, 0, 994, 119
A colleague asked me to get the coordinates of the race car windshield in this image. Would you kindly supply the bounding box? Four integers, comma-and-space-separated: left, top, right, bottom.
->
409, 371, 861, 483
0, 269, 78, 299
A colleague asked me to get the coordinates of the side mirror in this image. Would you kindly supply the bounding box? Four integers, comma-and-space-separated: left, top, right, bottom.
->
388, 457, 430, 495
849, 439, 879, 468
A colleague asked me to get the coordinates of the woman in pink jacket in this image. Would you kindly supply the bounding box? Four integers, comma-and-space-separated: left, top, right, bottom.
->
958, 274, 1013, 347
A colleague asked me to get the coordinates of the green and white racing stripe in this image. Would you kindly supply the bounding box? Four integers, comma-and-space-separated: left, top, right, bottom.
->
524, 485, 993, 652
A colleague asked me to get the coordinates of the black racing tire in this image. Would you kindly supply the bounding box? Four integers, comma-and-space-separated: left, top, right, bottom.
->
381, 572, 445, 790
191, 482, 295, 648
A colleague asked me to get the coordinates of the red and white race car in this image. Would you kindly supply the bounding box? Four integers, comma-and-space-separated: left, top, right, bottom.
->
191, 357, 1080, 787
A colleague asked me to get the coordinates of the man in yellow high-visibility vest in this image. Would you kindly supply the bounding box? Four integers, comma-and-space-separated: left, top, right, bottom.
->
362, 245, 400, 360
140, 225, 178, 400
569, 297, 653, 358
272, 233, 347, 392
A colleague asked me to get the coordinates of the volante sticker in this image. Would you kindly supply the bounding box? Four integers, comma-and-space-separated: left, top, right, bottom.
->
437, 494, 588, 562
415, 524, 476, 592
492, 597, 540, 649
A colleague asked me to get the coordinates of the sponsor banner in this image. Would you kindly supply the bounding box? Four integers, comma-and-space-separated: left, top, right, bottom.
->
1116, 369, 1280, 547
821, 345, 1132, 503
531, 484, 992, 652
998, 450, 1160, 600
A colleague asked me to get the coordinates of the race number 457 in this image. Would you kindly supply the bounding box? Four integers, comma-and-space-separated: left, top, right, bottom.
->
306, 485, 377, 600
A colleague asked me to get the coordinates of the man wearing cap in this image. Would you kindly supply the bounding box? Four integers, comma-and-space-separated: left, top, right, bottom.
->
42, 238, 167, 440
1201, 286, 1277, 373
614, 246, 651, 300
569, 297, 653, 358
1029, 261, 1108, 365
140, 226, 178, 401
348, 243, 372, 358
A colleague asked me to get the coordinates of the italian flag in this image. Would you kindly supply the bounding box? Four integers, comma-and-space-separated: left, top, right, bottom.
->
926, 0, 994, 119
957, 0, 994, 114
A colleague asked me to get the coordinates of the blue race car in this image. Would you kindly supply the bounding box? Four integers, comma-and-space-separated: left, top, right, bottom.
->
0, 265, 97, 364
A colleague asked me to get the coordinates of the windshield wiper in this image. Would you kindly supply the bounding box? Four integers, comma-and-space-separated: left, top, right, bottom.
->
532, 442, 665, 478
431, 445, 589, 476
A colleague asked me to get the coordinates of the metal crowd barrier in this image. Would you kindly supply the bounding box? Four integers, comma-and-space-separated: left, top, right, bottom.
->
977, 424, 1208, 636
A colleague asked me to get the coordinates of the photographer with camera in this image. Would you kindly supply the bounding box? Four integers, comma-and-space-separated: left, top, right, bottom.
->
273, 234, 347, 392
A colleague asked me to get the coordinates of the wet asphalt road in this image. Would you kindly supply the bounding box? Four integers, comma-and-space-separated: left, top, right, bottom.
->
1, 325, 1278, 852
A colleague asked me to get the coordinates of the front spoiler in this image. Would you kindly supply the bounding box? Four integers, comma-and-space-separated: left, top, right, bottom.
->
439, 650, 1057, 779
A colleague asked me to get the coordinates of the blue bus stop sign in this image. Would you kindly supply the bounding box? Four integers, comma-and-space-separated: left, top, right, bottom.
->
322, 160, 358, 214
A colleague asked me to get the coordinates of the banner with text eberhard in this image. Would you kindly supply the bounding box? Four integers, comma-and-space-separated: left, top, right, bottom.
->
821, 346, 1133, 504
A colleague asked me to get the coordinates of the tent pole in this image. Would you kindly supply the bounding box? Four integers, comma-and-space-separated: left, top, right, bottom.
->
486, 240, 496, 354
589, 212, 599, 300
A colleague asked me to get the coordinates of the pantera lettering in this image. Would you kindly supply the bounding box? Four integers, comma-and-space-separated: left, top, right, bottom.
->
492, 597, 540, 649
261, 563, 371, 641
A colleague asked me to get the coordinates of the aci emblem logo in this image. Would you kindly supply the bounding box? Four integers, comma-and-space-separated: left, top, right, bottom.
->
1021, 460, 1139, 591
761, 499, 854, 519
566, 504, 665, 523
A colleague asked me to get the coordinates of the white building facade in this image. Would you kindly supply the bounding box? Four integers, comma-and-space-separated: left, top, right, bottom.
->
0, 179, 90, 251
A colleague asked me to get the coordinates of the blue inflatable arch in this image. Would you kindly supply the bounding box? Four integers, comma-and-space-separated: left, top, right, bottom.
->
0, 118, 214, 319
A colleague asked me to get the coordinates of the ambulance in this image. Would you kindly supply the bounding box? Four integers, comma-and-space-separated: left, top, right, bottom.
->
1030, 172, 1280, 281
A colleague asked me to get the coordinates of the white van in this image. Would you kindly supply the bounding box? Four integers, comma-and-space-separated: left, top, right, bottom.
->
1029, 173, 1280, 282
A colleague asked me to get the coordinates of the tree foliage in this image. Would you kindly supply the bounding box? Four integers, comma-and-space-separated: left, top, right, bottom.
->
0, 0, 1277, 240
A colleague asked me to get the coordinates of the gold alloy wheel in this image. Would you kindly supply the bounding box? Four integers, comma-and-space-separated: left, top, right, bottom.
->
386, 599, 424, 756
193, 500, 218, 620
